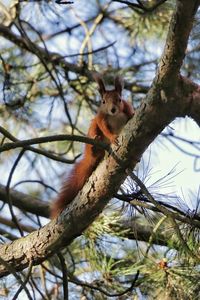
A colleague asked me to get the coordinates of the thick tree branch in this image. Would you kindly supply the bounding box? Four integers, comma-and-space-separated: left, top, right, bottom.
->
156, 0, 200, 83
0, 0, 200, 278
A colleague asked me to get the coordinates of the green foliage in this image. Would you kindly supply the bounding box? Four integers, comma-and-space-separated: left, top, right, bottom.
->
113, 0, 174, 43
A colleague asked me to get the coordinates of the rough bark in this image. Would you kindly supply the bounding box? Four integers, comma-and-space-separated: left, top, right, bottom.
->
0, 0, 200, 278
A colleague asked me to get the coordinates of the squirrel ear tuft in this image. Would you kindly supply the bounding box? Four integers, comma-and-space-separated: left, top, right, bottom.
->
93, 73, 106, 97
114, 76, 124, 96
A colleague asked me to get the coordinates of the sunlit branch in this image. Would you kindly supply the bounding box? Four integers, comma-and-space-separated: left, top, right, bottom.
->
0, 134, 109, 153
0, 126, 76, 164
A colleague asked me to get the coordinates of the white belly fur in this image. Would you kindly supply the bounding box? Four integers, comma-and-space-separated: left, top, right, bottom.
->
107, 112, 128, 134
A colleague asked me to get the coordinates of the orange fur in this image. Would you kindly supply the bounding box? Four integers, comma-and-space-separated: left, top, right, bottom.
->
50, 75, 134, 218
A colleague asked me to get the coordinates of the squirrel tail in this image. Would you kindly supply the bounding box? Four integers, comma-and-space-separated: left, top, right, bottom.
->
50, 154, 98, 218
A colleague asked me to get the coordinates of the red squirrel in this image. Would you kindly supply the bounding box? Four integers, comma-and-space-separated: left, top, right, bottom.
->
50, 74, 134, 218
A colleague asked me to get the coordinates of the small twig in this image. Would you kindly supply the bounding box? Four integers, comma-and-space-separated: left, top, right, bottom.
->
6, 149, 25, 236
0, 126, 76, 164
68, 271, 140, 297
145, 216, 167, 255
15, 19, 74, 128
57, 41, 116, 59
0, 257, 33, 300
12, 261, 33, 300
55, 0, 73, 4
112, 0, 142, 10
13, 179, 57, 194
0, 132, 109, 154
113, 0, 168, 12
137, 0, 168, 12
170, 217, 197, 258
116, 192, 200, 222
108, 147, 200, 230
126, 172, 200, 228
57, 252, 68, 300
30, 277, 46, 300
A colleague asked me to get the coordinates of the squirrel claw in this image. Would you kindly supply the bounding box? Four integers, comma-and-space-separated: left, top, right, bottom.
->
112, 136, 119, 146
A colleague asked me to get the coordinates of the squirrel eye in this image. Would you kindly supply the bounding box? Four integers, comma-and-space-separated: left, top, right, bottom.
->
102, 99, 105, 104
119, 98, 122, 102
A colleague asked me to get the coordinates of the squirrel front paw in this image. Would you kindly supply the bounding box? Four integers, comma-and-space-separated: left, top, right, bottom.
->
111, 135, 119, 146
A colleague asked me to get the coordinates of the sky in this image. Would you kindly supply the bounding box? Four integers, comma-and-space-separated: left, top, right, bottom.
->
141, 117, 200, 210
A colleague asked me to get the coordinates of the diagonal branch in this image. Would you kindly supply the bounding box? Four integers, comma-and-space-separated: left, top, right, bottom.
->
156, 0, 200, 83
0, 0, 199, 278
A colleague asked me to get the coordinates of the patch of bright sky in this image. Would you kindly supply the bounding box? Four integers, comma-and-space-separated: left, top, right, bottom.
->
140, 117, 200, 209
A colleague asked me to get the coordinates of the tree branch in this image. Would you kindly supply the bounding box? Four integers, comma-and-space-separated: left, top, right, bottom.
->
0, 0, 199, 278
0, 183, 50, 218
0, 134, 109, 154
113, 0, 168, 12
0, 23, 92, 78
156, 0, 199, 83
0, 126, 76, 164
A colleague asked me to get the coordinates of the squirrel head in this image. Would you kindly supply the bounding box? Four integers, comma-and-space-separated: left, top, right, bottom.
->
93, 73, 124, 116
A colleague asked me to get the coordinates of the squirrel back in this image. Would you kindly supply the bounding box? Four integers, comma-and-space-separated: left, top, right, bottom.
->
50, 74, 134, 218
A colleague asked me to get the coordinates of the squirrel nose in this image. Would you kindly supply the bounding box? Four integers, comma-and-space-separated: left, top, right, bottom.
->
111, 107, 116, 114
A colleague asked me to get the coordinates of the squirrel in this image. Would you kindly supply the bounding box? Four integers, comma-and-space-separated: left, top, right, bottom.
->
50, 74, 134, 218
